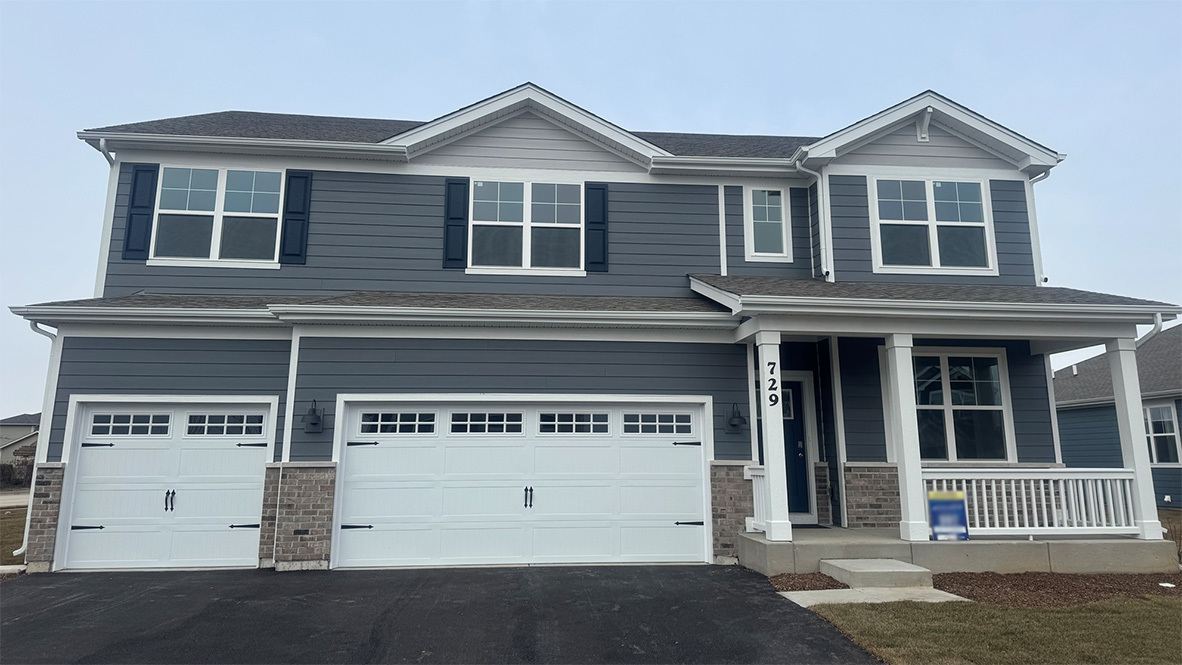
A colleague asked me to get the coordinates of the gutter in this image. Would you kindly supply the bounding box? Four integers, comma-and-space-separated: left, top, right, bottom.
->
1136, 312, 1164, 348
79, 132, 411, 162
267, 305, 739, 329
13, 323, 56, 558
792, 154, 832, 281
8, 306, 283, 326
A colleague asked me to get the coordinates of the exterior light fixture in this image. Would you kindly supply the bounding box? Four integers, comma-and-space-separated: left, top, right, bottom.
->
301, 400, 323, 433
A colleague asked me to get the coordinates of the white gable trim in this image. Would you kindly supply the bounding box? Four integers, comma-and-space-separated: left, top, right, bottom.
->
382, 83, 672, 165
800, 92, 1064, 174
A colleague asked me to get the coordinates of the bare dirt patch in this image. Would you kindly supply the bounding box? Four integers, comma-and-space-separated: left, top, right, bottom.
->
768, 572, 849, 592
933, 571, 1182, 608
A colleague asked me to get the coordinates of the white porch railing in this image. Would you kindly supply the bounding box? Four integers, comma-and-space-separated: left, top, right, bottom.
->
922, 468, 1140, 536
744, 465, 767, 533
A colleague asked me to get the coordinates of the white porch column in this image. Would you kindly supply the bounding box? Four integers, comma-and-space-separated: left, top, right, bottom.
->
883, 333, 929, 541
1107, 338, 1163, 540
756, 331, 792, 541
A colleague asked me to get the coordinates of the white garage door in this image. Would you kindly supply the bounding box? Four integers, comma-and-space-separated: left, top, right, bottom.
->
334, 401, 708, 568
61, 402, 271, 570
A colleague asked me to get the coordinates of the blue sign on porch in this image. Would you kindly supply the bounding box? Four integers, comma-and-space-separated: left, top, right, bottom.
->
928, 490, 969, 541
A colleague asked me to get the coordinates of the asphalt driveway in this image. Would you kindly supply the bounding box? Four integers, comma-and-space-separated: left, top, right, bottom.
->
0, 565, 875, 664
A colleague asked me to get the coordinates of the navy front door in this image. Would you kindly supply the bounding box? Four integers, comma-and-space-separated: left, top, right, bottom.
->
783, 381, 810, 514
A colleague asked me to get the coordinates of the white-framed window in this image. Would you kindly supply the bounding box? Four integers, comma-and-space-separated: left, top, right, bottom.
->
467, 180, 585, 275
743, 186, 792, 262
1144, 401, 1181, 465
149, 166, 285, 269
89, 413, 170, 437
911, 348, 1016, 462
869, 177, 998, 276
622, 412, 693, 435
538, 412, 610, 434
186, 413, 266, 436
360, 412, 436, 435
450, 412, 524, 434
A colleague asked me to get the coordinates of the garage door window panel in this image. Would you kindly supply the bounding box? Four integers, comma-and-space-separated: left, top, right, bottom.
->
360, 412, 436, 435
623, 413, 692, 435
187, 413, 265, 436
539, 412, 610, 434
451, 412, 524, 434
90, 413, 171, 437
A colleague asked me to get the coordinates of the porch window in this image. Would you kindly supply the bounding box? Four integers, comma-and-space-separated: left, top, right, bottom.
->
1144, 403, 1181, 464
913, 352, 1011, 461
871, 178, 996, 275
469, 180, 583, 271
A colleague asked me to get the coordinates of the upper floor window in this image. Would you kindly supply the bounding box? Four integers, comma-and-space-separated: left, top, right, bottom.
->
468, 180, 583, 274
870, 178, 997, 276
1144, 402, 1180, 465
151, 167, 284, 268
743, 186, 792, 262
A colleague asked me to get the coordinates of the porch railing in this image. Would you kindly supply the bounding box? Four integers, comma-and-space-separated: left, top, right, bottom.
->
744, 465, 767, 533
922, 468, 1139, 536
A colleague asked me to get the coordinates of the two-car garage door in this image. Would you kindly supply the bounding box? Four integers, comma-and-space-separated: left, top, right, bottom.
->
334, 401, 709, 568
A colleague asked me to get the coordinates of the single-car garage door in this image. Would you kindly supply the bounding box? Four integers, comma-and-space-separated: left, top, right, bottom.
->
60, 400, 272, 570
334, 400, 709, 568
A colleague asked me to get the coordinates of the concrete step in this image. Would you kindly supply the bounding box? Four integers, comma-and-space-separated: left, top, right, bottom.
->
819, 558, 933, 588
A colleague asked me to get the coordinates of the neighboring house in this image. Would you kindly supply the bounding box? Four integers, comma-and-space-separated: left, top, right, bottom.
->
1055, 325, 1182, 507
0, 413, 39, 464
9, 84, 1180, 575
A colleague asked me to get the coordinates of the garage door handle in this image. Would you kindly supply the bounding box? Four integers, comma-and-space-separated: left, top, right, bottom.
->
229, 524, 260, 529
341, 524, 373, 529
71, 525, 104, 530
164, 489, 175, 512
524, 486, 529, 507
672, 441, 701, 446
347, 441, 380, 446
528, 486, 534, 508
81, 443, 115, 448
236, 442, 267, 447
674, 521, 704, 526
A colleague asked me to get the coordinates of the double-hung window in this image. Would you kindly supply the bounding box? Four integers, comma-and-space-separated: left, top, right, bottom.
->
1144, 402, 1181, 465
151, 166, 284, 267
468, 180, 584, 273
870, 178, 996, 275
743, 186, 791, 262
912, 350, 1014, 462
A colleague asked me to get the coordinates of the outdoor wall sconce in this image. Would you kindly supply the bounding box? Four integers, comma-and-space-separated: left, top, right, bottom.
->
302, 400, 323, 434
726, 403, 748, 433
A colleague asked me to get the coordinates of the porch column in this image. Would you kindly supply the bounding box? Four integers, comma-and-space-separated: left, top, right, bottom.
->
882, 333, 929, 541
1106, 338, 1163, 540
756, 331, 792, 541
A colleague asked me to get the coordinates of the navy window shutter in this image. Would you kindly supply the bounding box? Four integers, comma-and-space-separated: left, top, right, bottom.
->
280, 171, 313, 264
585, 182, 608, 272
121, 164, 159, 261
443, 178, 469, 269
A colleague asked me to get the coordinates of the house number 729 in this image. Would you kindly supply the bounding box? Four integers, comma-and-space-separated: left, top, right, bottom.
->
766, 361, 780, 406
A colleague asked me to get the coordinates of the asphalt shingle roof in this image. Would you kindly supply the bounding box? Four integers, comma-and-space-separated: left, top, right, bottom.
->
1053, 325, 1182, 404
691, 275, 1178, 308
0, 413, 40, 426
85, 111, 820, 159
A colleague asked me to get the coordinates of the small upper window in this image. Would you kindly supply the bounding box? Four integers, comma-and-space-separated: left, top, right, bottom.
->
1144, 403, 1181, 465
151, 167, 284, 266
744, 187, 791, 262
872, 178, 995, 275
469, 181, 582, 272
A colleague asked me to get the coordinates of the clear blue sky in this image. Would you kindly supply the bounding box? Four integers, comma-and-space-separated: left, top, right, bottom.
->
2, 1, 1180, 416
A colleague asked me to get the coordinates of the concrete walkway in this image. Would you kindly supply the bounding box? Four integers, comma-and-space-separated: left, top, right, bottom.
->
781, 587, 968, 608
0, 489, 31, 509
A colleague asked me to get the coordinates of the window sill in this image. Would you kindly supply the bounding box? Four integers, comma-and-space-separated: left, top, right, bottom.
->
744, 253, 794, 264
872, 265, 1000, 277
147, 258, 282, 270
465, 267, 587, 278
1150, 462, 1182, 468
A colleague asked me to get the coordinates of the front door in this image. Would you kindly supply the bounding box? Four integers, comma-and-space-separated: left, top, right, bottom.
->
782, 382, 810, 515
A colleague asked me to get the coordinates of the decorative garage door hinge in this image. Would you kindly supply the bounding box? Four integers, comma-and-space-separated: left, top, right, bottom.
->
674, 521, 704, 526
346, 441, 380, 446
228, 524, 260, 529
71, 525, 105, 530
672, 441, 701, 446
81, 443, 115, 448
341, 524, 374, 529
235, 443, 267, 447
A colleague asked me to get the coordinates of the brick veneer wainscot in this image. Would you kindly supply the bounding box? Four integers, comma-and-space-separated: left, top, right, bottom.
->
273, 464, 336, 571
710, 462, 753, 560
258, 466, 281, 566
814, 463, 832, 526
25, 464, 65, 573
843, 464, 901, 528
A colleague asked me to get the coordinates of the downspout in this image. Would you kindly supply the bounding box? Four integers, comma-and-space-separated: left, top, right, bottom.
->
1136, 313, 1164, 348
98, 138, 115, 167
793, 156, 831, 281
13, 322, 56, 557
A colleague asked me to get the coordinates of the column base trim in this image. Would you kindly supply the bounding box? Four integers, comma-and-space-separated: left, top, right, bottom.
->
898, 520, 928, 542
765, 520, 794, 541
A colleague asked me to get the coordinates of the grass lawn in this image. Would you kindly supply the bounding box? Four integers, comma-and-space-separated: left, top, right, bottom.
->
814, 596, 1182, 665
1, 506, 27, 566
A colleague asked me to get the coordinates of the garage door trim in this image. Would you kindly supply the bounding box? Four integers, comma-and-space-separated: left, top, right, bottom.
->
329, 393, 716, 568
53, 393, 280, 572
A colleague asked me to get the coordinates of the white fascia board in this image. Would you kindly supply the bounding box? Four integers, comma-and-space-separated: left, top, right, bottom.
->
688, 279, 743, 315
801, 93, 1064, 170
8, 306, 284, 326
267, 304, 738, 329
382, 84, 672, 161
648, 156, 800, 177
78, 132, 409, 162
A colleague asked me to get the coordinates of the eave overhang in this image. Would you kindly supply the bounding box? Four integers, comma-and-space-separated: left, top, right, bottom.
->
647, 156, 804, 178
8, 306, 285, 327
1056, 389, 1182, 411
77, 132, 411, 162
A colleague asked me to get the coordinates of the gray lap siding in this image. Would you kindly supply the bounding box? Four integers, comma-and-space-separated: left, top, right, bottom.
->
47, 337, 291, 462
838, 337, 1056, 464
723, 185, 813, 278
290, 338, 751, 462
105, 164, 722, 298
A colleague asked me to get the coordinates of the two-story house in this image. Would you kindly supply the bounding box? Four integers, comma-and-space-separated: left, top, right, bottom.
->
10, 84, 1179, 574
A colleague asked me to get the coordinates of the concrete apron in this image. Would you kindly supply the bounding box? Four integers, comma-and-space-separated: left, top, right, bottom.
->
781, 587, 968, 608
